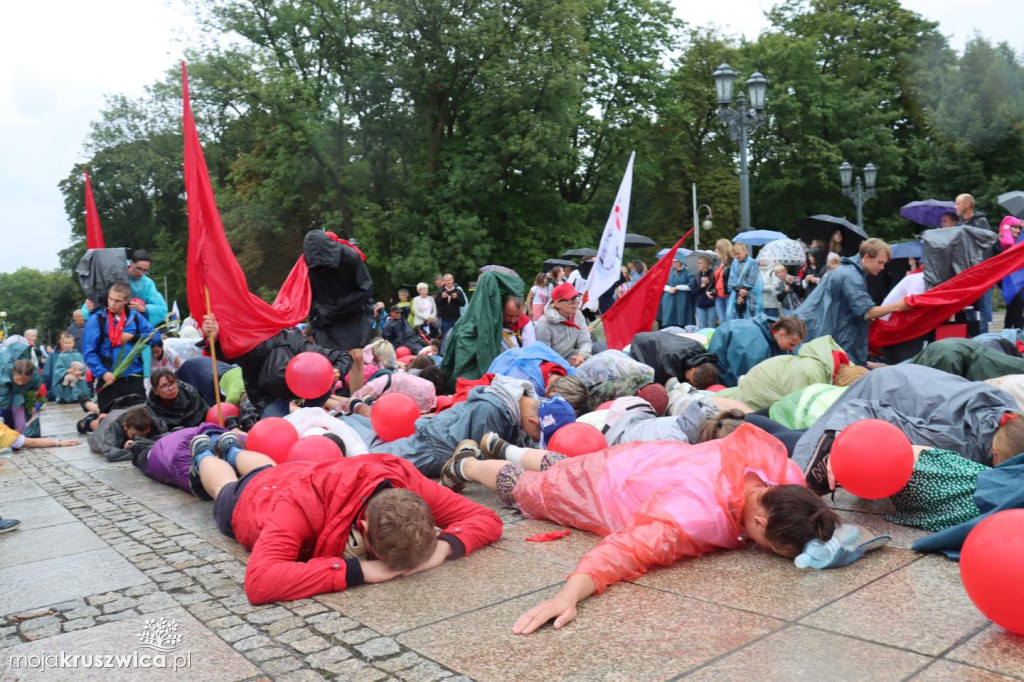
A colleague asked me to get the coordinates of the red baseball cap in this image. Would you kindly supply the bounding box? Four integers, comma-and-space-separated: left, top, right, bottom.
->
551, 283, 580, 301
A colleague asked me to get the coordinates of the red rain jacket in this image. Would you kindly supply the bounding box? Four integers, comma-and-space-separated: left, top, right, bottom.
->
233, 454, 502, 604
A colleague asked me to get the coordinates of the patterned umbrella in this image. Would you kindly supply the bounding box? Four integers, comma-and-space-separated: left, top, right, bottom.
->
756, 238, 807, 266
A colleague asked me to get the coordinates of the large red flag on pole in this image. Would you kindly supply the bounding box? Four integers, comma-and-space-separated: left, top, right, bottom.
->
182, 62, 312, 359
601, 229, 694, 350
83, 169, 105, 249
870, 238, 1024, 350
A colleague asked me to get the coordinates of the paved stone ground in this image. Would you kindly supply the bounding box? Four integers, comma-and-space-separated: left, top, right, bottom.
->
1, 398, 1023, 681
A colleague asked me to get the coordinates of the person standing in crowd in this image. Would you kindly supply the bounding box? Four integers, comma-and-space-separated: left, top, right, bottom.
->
526, 273, 549, 322
712, 239, 733, 326
795, 238, 910, 366
435, 273, 466, 337
694, 254, 717, 329
727, 243, 761, 320
956, 193, 991, 230
66, 310, 87, 352
83, 282, 161, 413
659, 256, 696, 328
411, 282, 439, 338
940, 211, 958, 228
85, 250, 168, 327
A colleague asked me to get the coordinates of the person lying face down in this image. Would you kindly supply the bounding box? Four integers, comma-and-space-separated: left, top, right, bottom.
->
189, 434, 502, 605
439, 423, 840, 634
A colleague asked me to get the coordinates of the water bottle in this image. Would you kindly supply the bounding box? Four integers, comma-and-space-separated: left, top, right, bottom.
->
794, 525, 862, 569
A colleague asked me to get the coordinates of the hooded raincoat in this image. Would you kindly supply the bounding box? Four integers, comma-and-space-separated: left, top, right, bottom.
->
441, 270, 525, 390
795, 256, 875, 365
707, 314, 787, 388
303, 230, 375, 352
791, 365, 1017, 469
717, 335, 845, 410
726, 256, 762, 320
512, 424, 805, 593
909, 338, 1024, 382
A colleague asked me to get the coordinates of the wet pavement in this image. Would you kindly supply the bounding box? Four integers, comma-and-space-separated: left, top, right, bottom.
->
0, 403, 1022, 681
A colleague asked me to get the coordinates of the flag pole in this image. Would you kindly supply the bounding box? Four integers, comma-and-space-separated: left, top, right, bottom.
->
204, 286, 225, 423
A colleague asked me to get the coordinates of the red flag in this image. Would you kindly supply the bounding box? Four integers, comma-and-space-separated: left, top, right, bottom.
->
601, 230, 694, 350
870, 238, 1024, 349
84, 169, 105, 249
182, 63, 312, 359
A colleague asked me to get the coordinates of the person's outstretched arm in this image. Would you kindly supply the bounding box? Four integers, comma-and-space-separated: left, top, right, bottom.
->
513, 573, 595, 635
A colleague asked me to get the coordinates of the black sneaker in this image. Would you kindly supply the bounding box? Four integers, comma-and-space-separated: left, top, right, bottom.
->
439, 440, 480, 493
803, 429, 836, 496
0, 518, 21, 534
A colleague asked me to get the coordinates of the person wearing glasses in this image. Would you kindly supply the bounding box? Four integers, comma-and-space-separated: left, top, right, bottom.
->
534, 283, 592, 367
146, 368, 208, 430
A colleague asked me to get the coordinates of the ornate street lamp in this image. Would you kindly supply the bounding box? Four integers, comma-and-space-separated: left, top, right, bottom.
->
839, 161, 878, 230
713, 63, 768, 231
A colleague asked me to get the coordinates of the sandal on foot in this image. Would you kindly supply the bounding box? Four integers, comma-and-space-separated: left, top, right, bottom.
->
440, 440, 480, 492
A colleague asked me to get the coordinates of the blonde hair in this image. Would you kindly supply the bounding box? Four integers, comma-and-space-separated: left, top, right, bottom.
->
370, 338, 397, 369
715, 239, 733, 266
416, 282, 429, 293
859, 238, 891, 259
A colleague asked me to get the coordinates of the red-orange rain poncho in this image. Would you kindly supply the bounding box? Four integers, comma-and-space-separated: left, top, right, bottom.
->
513, 424, 806, 593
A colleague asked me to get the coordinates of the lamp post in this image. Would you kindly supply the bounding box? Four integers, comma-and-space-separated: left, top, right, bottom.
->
691, 183, 714, 250
713, 63, 768, 232
839, 161, 877, 231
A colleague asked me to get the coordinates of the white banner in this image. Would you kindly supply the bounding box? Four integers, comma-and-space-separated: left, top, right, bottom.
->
583, 151, 634, 310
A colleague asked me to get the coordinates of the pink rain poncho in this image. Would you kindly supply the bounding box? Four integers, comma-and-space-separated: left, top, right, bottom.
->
513, 424, 805, 593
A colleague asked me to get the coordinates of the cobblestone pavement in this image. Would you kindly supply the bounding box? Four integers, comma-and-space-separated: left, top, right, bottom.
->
0, 404, 1022, 681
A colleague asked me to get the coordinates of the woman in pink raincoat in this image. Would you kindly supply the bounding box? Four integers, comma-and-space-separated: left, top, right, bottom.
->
441, 423, 840, 634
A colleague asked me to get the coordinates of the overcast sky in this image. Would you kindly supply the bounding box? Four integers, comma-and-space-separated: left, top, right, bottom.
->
1, 0, 1021, 274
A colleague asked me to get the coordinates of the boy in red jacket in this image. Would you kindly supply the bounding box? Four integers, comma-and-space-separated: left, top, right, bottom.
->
190, 433, 502, 604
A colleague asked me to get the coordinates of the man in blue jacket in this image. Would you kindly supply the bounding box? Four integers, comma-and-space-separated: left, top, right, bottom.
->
83, 282, 161, 412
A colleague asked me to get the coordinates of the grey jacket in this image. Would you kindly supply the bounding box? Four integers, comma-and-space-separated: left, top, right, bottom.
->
534, 304, 592, 361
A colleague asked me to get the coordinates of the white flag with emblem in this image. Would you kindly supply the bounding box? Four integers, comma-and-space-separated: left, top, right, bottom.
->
583, 151, 635, 311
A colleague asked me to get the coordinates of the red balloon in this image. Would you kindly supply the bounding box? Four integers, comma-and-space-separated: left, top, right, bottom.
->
285, 352, 335, 399
705, 384, 727, 393
546, 422, 607, 457
370, 392, 420, 441
206, 402, 239, 426
961, 509, 1024, 635
246, 417, 299, 464
596, 400, 614, 410
830, 419, 914, 499
286, 435, 343, 463
395, 346, 412, 358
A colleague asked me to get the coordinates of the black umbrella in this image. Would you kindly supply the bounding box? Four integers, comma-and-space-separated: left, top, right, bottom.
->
623, 233, 656, 247
793, 215, 867, 257
998, 191, 1024, 219
542, 258, 577, 271
562, 247, 598, 258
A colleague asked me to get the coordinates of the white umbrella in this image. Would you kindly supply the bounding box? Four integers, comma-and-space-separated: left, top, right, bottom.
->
756, 238, 807, 266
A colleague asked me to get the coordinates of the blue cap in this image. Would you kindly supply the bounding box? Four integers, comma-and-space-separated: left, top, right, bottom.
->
538, 395, 575, 447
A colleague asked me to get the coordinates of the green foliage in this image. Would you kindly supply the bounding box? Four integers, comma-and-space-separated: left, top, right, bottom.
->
47, 0, 1024, 310
0, 269, 81, 345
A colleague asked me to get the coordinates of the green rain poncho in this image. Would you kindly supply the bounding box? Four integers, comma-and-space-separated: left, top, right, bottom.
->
440, 269, 524, 391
